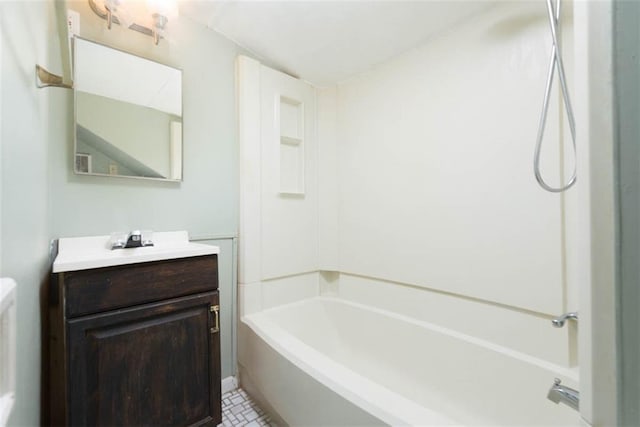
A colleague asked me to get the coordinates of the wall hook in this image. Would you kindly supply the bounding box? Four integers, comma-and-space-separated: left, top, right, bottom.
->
35, 65, 73, 89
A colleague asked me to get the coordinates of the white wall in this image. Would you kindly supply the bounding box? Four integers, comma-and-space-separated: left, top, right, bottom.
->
334, 2, 571, 315
574, 1, 617, 423
259, 65, 318, 280
238, 56, 320, 317
238, 3, 577, 368
316, 2, 578, 370
317, 87, 339, 271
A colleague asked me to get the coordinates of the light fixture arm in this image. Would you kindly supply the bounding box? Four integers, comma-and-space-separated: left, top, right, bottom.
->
152, 13, 168, 46
106, 6, 113, 30
88, 0, 165, 44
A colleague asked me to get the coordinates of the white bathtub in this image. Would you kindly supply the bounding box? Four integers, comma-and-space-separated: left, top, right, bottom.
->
239, 296, 581, 426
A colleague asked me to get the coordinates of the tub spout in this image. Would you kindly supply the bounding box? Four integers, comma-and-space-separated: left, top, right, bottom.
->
547, 378, 579, 411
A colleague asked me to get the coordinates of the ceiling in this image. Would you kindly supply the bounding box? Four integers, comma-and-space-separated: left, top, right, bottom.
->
179, 1, 497, 87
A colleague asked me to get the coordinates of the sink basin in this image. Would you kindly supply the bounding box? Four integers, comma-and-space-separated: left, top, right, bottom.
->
53, 231, 219, 273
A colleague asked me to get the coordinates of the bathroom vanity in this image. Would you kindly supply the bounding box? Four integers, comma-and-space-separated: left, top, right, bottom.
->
48, 232, 221, 426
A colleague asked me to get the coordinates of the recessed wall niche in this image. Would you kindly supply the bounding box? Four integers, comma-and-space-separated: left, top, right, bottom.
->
278, 96, 305, 195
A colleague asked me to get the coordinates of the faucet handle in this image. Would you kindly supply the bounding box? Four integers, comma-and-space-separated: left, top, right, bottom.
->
554, 378, 562, 386
551, 312, 578, 328
110, 230, 154, 250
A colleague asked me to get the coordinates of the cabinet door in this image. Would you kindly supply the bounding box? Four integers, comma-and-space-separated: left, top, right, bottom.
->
67, 291, 221, 427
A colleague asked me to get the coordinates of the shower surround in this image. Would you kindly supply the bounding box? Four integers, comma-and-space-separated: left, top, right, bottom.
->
237, 2, 604, 425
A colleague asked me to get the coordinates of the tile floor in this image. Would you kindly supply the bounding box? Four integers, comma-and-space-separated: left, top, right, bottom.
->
220, 388, 276, 427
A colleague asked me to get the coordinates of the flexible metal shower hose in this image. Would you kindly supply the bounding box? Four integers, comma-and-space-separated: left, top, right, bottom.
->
533, 0, 577, 193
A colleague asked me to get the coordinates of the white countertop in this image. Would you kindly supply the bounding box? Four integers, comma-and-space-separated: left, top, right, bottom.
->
53, 231, 219, 273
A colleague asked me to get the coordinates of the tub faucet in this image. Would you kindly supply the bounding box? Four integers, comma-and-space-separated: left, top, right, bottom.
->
547, 378, 579, 411
551, 312, 578, 328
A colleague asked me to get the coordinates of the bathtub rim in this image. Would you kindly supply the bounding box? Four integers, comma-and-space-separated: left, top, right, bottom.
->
245, 296, 579, 383
243, 296, 579, 426
242, 304, 458, 426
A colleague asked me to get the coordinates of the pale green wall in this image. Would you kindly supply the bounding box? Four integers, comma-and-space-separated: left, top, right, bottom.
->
198, 238, 236, 380
614, 2, 640, 425
56, 0, 239, 238
1, 1, 242, 425
1, 1, 59, 425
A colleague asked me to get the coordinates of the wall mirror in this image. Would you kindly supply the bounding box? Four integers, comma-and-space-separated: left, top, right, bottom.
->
73, 38, 183, 181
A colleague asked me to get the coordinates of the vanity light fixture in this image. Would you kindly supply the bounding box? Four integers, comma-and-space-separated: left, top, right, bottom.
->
88, 0, 178, 45
36, 0, 177, 89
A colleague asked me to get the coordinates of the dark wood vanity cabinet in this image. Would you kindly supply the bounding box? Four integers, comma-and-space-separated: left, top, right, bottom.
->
49, 255, 222, 427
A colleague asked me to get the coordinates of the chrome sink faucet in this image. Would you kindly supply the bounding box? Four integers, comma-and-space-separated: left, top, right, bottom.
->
110, 230, 154, 249
547, 378, 579, 411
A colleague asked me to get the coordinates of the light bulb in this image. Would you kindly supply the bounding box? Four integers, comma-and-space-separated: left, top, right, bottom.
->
146, 0, 178, 19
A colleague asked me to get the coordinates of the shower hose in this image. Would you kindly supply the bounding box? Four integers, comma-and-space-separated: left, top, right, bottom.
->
533, 0, 577, 193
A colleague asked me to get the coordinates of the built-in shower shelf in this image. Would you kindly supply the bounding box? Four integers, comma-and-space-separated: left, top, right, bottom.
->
280, 135, 302, 146
278, 95, 305, 195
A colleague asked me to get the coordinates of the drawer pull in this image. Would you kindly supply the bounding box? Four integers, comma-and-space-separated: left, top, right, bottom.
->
210, 305, 220, 334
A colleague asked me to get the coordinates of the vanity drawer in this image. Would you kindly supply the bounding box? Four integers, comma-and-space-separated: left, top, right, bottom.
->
60, 254, 218, 318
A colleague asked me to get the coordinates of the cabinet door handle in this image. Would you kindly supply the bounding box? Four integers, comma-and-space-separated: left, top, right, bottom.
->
210, 305, 220, 334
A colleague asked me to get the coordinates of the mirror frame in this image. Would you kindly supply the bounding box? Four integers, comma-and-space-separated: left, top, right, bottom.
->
73, 36, 184, 182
